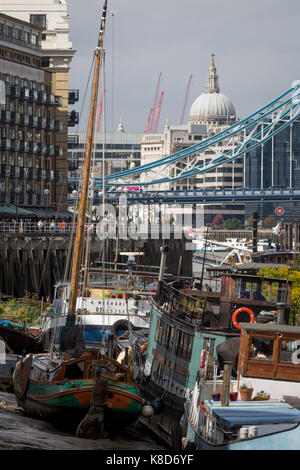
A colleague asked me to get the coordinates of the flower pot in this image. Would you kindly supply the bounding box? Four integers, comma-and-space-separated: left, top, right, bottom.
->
230, 392, 238, 401
211, 392, 221, 401
239, 388, 253, 401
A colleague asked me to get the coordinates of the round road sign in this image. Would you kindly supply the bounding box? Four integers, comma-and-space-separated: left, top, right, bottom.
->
274, 206, 285, 216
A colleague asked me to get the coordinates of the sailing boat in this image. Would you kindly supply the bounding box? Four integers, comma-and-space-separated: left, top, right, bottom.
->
13, 1, 144, 438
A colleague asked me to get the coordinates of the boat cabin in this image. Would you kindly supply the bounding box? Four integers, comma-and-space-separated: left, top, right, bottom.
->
218, 274, 292, 328
237, 323, 300, 382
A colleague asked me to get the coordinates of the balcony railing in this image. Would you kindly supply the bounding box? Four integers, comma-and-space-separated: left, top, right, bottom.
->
68, 111, 79, 127
68, 89, 79, 104
68, 134, 79, 148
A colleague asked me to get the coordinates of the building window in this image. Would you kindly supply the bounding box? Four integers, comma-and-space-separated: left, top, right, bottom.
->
30, 14, 47, 29
41, 57, 50, 68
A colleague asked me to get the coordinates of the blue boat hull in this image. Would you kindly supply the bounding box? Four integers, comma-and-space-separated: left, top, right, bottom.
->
187, 421, 300, 450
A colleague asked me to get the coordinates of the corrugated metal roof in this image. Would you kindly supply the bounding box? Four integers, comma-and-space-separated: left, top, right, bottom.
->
0, 205, 73, 219
0, 205, 33, 216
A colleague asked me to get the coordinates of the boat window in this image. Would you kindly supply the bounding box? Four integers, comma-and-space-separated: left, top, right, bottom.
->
240, 280, 251, 300
261, 281, 271, 302
279, 340, 300, 363
277, 283, 287, 304
156, 318, 174, 350
252, 282, 266, 301
167, 325, 175, 352
271, 282, 280, 303
175, 330, 193, 361
233, 278, 241, 298
249, 337, 274, 361
155, 318, 162, 342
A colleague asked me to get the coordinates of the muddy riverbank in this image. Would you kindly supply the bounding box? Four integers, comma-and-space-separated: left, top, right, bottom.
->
0, 392, 166, 451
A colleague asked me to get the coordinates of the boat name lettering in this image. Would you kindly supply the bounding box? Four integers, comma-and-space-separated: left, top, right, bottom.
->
291, 341, 300, 364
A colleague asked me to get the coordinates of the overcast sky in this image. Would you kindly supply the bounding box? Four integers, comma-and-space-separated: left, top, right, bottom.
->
67, 0, 300, 133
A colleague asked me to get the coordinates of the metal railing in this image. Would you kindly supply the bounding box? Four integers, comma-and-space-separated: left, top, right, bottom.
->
156, 281, 206, 321
0, 222, 97, 235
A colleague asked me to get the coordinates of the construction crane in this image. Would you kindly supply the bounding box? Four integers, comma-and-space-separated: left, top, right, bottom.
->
149, 72, 162, 133
180, 74, 192, 125
144, 107, 153, 133
152, 91, 164, 133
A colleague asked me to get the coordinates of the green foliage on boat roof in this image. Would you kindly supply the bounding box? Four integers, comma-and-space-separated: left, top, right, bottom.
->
258, 266, 300, 325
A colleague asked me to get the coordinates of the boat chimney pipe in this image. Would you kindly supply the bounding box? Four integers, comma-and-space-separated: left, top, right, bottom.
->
157, 246, 168, 300
158, 245, 168, 282
277, 302, 285, 325
221, 362, 232, 406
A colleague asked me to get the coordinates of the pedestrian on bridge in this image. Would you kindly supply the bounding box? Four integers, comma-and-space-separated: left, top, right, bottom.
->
60, 219, 66, 231
50, 219, 56, 231
37, 219, 44, 232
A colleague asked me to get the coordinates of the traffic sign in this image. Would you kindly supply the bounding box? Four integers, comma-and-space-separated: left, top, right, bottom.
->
274, 206, 285, 216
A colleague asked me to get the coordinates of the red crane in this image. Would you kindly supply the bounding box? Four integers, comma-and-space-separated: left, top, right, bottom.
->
144, 107, 153, 133
152, 91, 164, 133
180, 74, 192, 125
149, 72, 162, 133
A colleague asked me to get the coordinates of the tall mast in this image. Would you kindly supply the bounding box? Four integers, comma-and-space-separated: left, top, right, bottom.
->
68, 0, 108, 318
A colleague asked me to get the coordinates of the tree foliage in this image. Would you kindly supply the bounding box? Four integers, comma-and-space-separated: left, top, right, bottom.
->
263, 214, 276, 229
212, 214, 223, 227
258, 266, 300, 325
222, 218, 244, 230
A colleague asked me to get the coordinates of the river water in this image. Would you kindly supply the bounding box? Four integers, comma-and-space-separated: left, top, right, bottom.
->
0, 392, 166, 450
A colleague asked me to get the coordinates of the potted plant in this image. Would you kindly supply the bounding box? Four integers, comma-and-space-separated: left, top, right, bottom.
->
211, 391, 221, 401
239, 383, 253, 401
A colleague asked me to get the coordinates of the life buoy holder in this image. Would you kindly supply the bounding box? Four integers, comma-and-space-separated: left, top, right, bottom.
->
232, 307, 255, 330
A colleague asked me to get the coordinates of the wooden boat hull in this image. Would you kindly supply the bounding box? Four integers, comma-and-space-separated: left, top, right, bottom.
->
13, 364, 143, 429
0, 354, 21, 392
0, 325, 42, 355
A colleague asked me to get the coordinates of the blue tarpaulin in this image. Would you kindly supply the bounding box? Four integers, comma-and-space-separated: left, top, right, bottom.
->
0, 318, 24, 329
211, 407, 300, 428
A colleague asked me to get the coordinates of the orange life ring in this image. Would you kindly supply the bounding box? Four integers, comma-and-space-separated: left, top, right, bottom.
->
141, 342, 148, 352
232, 307, 255, 330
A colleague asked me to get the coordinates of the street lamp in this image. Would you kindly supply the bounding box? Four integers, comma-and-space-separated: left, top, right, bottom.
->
44, 188, 50, 206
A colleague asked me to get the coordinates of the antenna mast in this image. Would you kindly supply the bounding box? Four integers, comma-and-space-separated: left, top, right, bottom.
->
68, 0, 108, 318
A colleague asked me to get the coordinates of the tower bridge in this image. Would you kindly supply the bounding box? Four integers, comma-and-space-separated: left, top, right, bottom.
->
69, 80, 300, 207
68, 187, 300, 205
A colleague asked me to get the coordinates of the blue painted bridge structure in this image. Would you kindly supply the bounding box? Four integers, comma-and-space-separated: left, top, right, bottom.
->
68, 188, 300, 205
